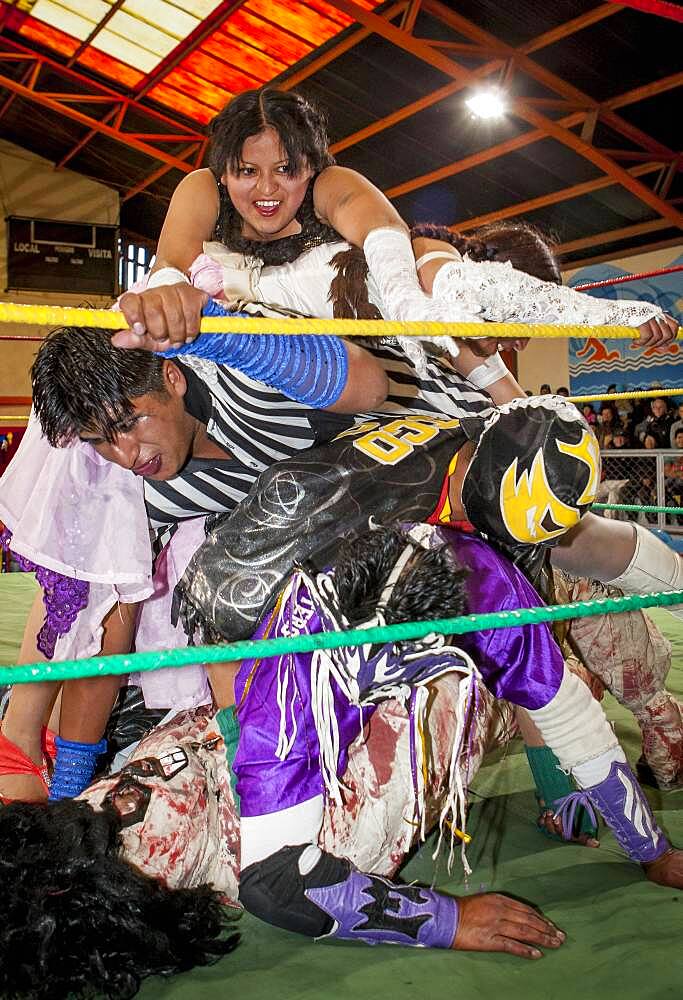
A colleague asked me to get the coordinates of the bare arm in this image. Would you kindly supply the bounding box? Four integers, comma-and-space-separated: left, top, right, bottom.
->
313, 165, 409, 246
327, 341, 388, 412
152, 168, 220, 274
117, 170, 219, 343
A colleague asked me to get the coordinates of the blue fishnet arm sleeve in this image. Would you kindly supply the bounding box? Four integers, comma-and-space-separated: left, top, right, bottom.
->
160, 300, 348, 409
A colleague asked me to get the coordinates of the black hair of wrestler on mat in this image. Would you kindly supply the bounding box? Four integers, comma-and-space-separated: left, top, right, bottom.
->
32, 325, 166, 448
0, 799, 239, 1000
333, 526, 469, 630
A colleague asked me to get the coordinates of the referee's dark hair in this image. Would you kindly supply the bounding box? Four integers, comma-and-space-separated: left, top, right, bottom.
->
32, 326, 166, 447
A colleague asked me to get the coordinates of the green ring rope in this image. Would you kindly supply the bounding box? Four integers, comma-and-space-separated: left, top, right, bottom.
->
2, 589, 682, 687
592, 503, 683, 515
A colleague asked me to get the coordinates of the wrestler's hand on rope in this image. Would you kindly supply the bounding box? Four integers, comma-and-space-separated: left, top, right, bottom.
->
453, 894, 565, 959
632, 313, 678, 349
115, 285, 208, 351
642, 848, 683, 889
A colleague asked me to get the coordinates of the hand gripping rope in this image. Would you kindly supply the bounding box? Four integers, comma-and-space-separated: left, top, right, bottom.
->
0, 300, 681, 341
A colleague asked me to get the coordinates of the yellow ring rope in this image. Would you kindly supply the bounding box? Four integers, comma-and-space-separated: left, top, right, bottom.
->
0, 301, 680, 340
569, 387, 682, 404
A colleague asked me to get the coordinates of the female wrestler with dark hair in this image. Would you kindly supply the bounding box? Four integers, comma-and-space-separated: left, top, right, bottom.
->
116, 85, 675, 359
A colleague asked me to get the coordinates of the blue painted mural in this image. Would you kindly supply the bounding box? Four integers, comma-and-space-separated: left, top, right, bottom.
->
567, 252, 683, 395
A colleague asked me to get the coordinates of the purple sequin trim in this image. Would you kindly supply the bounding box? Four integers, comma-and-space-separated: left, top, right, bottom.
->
0, 527, 89, 659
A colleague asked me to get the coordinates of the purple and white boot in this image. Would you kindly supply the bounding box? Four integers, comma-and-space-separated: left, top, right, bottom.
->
554, 757, 671, 865
526, 668, 675, 871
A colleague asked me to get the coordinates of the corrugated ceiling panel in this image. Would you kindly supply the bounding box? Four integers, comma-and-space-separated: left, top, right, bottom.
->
245, 0, 339, 47
29, 0, 96, 40
93, 28, 160, 72
18, 16, 79, 56
144, 80, 224, 123
202, 28, 288, 80
107, 9, 180, 58
151, 67, 231, 113
182, 48, 266, 91
122, 0, 200, 40
302, 0, 354, 29
63, 0, 111, 20
79, 45, 145, 88
173, 0, 224, 16
220, 8, 312, 63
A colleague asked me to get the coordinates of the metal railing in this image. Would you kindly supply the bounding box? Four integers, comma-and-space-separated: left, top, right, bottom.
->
599, 449, 683, 533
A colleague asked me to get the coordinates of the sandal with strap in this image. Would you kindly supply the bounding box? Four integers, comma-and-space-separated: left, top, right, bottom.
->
0, 730, 50, 803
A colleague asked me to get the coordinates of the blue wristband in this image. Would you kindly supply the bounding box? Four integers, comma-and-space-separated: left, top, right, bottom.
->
48, 736, 107, 801
161, 300, 348, 409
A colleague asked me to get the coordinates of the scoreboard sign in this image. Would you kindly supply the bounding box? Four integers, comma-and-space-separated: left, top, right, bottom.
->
7, 216, 118, 296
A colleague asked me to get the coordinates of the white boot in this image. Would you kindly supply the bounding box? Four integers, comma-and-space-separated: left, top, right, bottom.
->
610, 523, 683, 620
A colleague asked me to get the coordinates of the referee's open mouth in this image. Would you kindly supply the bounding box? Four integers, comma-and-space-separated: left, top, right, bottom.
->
133, 454, 162, 477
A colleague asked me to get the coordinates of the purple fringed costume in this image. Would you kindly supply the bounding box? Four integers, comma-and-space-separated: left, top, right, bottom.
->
0, 527, 89, 659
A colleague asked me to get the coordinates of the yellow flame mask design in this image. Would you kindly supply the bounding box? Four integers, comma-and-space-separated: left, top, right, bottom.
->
499, 429, 600, 545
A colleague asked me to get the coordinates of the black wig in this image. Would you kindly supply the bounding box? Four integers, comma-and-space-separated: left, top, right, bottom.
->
333, 526, 468, 629
0, 799, 239, 999
410, 220, 562, 284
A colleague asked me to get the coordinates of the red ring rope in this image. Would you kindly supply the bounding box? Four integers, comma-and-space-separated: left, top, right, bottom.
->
605, 0, 683, 23
0, 335, 45, 342
574, 264, 683, 291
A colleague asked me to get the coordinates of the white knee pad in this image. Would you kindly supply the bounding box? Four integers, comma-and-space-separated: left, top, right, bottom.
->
526, 667, 620, 774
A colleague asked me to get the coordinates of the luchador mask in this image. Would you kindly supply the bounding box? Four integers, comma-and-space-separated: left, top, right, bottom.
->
459, 395, 600, 549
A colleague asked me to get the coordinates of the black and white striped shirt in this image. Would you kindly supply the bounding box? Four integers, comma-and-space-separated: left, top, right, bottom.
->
144, 344, 493, 531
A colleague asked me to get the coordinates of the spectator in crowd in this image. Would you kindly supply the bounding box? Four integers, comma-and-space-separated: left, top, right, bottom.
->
664, 459, 683, 525
674, 428, 683, 451
607, 428, 631, 451
667, 435, 683, 487
539, 382, 552, 394
582, 403, 597, 426
616, 396, 634, 431
669, 403, 683, 448
596, 402, 619, 448
556, 386, 570, 397
601, 428, 632, 485
635, 397, 674, 448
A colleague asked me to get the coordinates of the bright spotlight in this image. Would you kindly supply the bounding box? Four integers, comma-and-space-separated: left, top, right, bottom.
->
465, 89, 507, 119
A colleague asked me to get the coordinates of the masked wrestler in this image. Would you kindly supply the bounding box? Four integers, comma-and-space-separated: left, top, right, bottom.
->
174, 399, 683, 891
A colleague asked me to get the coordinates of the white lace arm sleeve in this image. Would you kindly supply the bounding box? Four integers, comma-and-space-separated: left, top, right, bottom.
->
432, 257, 664, 328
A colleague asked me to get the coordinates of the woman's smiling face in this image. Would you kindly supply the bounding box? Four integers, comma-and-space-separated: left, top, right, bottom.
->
223, 127, 313, 242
